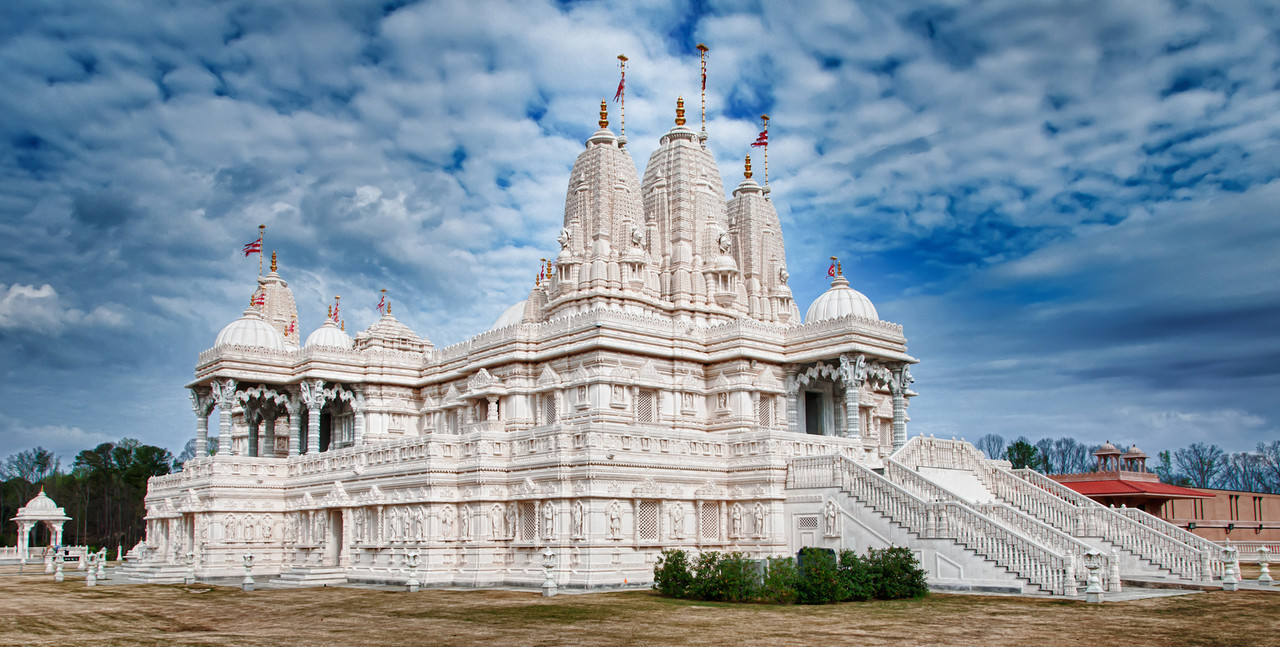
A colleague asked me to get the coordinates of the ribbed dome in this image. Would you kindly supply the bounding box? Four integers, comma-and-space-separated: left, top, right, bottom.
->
14, 488, 68, 520
215, 307, 287, 351
304, 319, 353, 350
1096, 441, 1121, 455
805, 275, 879, 323
1122, 444, 1147, 459
491, 300, 527, 329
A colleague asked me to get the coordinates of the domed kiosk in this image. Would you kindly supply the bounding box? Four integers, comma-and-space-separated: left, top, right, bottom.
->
9, 489, 70, 561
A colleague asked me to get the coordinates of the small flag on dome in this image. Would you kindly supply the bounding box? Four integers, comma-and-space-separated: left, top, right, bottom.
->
242, 237, 262, 256
286, 317, 296, 335
377, 289, 386, 314
252, 292, 266, 306
751, 129, 768, 147
614, 67, 625, 103
827, 257, 837, 277
332, 296, 341, 322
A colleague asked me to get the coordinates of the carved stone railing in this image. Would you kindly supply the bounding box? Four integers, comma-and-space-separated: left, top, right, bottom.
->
885, 459, 1105, 582
789, 455, 1070, 595
1217, 540, 1280, 563
894, 436, 1205, 581
1115, 506, 1223, 578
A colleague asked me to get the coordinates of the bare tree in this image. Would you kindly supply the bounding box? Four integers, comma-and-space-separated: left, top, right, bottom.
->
1035, 438, 1056, 473
1219, 452, 1270, 493
1055, 438, 1093, 474
974, 434, 1005, 461
1174, 443, 1226, 488
1257, 441, 1280, 493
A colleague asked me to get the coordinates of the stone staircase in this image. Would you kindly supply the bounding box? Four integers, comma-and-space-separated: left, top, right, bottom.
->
890, 436, 1220, 584
116, 560, 190, 584
269, 566, 348, 587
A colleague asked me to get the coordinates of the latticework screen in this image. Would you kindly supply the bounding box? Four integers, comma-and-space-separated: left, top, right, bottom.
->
637, 500, 659, 541
700, 503, 719, 539
520, 502, 536, 541
796, 516, 819, 530
637, 389, 655, 423
757, 396, 774, 427
542, 394, 557, 425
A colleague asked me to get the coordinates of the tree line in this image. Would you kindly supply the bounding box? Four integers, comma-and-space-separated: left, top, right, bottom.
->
974, 434, 1280, 494
0, 439, 174, 550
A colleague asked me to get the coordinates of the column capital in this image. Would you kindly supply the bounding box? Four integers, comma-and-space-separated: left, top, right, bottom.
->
210, 378, 237, 408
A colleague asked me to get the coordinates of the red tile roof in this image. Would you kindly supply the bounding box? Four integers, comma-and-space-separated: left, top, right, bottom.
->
1062, 479, 1211, 498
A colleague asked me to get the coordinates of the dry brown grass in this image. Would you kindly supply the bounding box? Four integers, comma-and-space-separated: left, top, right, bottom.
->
0, 571, 1277, 647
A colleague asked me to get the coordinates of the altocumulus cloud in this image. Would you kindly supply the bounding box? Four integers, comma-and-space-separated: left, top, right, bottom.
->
0, 0, 1277, 461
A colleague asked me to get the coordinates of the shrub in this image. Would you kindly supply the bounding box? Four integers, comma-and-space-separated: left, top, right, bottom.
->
760, 557, 798, 604
653, 548, 693, 598
866, 546, 928, 600
837, 550, 874, 602
794, 547, 844, 604
690, 551, 759, 602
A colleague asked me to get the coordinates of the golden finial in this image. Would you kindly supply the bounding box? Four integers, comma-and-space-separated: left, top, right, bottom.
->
249, 294, 255, 308
387, 300, 391, 314
270, 251, 277, 273
599, 100, 608, 129
327, 305, 332, 318
696, 43, 708, 53
837, 261, 842, 275
744, 155, 752, 179
675, 96, 686, 126
341, 320, 345, 332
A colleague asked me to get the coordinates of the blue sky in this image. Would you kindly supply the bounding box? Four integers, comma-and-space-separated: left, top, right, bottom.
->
1, 0, 1278, 462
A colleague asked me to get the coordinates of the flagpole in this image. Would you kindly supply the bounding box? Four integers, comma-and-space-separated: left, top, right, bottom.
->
617, 54, 628, 147
258, 224, 265, 276
760, 115, 770, 193
697, 43, 709, 143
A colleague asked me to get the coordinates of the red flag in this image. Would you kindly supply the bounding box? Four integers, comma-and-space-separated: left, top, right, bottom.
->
827, 262, 836, 278
701, 70, 706, 92
242, 237, 262, 256
751, 130, 768, 147
377, 294, 386, 313
613, 76, 624, 103
252, 293, 265, 306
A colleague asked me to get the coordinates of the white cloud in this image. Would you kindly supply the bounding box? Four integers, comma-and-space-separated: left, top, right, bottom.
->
0, 283, 127, 334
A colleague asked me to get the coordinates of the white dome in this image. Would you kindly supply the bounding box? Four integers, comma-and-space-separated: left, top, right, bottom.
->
215, 308, 287, 351
23, 489, 58, 512
304, 320, 353, 350
805, 275, 879, 323
491, 300, 527, 330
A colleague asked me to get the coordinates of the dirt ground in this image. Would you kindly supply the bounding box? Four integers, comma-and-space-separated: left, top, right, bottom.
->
1, 568, 1278, 647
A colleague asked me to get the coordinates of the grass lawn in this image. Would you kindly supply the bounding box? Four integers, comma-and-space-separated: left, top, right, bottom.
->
0, 570, 1276, 646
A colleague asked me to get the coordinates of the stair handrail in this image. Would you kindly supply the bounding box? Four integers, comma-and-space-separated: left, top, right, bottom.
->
1113, 506, 1223, 579
791, 454, 1069, 594
885, 458, 1103, 576
893, 437, 1205, 580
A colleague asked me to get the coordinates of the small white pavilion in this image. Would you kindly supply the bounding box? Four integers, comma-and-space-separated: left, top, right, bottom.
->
10, 489, 70, 560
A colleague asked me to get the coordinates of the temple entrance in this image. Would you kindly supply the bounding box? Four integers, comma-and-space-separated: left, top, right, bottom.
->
805, 391, 825, 435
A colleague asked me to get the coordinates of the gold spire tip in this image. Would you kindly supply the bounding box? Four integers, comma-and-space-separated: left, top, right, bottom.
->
270, 251, 277, 273
675, 97, 686, 126
744, 155, 753, 179
599, 100, 609, 129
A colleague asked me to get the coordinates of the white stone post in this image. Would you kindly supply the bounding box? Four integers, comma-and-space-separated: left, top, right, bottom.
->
541, 547, 558, 597
1200, 548, 1213, 582
1107, 549, 1121, 592
185, 552, 196, 585
78, 548, 87, 571
1222, 546, 1238, 592
1258, 546, 1274, 586
1083, 549, 1103, 603
85, 553, 96, 587
406, 552, 421, 593
96, 549, 106, 580
241, 552, 255, 591
1063, 551, 1077, 597
44, 549, 53, 574
352, 393, 366, 446
54, 553, 64, 583
117, 544, 123, 562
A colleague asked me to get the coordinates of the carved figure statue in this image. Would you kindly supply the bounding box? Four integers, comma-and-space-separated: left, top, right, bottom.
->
630, 224, 644, 248
260, 516, 272, 540
717, 229, 731, 253
572, 500, 585, 538
607, 502, 622, 539
441, 507, 454, 540
753, 503, 765, 538
460, 505, 471, 540
542, 501, 556, 539
490, 505, 503, 540
824, 500, 838, 537
778, 266, 789, 285
558, 227, 571, 250
224, 514, 237, 541
669, 503, 684, 539
730, 504, 743, 538
506, 503, 517, 539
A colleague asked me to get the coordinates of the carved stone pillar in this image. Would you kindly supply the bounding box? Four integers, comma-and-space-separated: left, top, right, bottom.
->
784, 373, 800, 435
287, 403, 302, 457
301, 380, 324, 454
264, 416, 277, 458
247, 415, 261, 457
839, 355, 866, 442
190, 388, 211, 458
352, 392, 366, 446
486, 396, 499, 421
891, 366, 912, 452
212, 379, 236, 456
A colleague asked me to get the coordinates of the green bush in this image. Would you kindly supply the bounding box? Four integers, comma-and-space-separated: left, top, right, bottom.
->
650, 545, 927, 604
866, 546, 929, 599
837, 549, 874, 602
653, 548, 694, 598
760, 557, 798, 604
794, 547, 844, 604
689, 551, 759, 602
